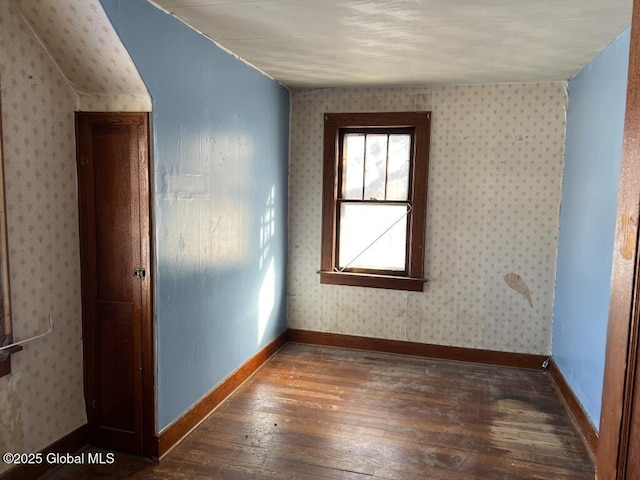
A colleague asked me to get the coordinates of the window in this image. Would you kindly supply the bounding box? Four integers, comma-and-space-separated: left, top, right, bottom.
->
319, 112, 431, 291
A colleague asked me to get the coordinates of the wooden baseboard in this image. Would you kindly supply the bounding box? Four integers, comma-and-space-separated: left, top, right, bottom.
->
287, 329, 547, 370
156, 330, 288, 458
548, 359, 598, 458
0, 424, 88, 480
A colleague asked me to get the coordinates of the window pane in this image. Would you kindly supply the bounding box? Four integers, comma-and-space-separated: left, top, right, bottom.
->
342, 134, 365, 199
387, 134, 411, 200
338, 203, 407, 271
364, 134, 387, 200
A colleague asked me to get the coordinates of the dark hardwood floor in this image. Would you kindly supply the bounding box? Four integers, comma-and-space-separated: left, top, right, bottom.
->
42, 343, 594, 479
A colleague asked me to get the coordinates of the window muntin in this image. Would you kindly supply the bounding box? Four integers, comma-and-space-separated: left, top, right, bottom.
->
341, 132, 412, 201
320, 112, 431, 291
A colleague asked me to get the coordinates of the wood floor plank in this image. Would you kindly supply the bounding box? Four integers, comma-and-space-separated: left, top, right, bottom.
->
41, 343, 594, 480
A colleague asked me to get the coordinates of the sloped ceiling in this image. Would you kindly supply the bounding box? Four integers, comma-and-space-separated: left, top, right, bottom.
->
152, 0, 633, 88
15, 0, 151, 111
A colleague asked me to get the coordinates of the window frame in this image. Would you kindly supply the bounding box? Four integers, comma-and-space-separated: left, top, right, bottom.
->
319, 111, 431, 291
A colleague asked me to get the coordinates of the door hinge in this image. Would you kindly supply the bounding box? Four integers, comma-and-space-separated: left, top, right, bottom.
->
88, 399, 96, 409
77, 154, 89, 167
133, 267, 146, 279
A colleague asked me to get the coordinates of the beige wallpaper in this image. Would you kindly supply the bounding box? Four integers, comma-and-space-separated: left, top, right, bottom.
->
0, 1, 85, 473
16, 0, 151, 112
288, 83, 567, 355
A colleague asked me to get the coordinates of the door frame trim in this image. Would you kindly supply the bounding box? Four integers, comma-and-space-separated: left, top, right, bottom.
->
137, 112, 155, 459
597, 0, 640, 476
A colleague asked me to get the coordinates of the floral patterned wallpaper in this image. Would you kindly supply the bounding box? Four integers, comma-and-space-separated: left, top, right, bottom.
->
287, 83, 567, 355
0, 1, 86, 472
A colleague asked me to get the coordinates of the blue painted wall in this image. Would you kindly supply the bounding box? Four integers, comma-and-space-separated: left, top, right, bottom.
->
553, 27, 630, 428
99, 0, 290, 431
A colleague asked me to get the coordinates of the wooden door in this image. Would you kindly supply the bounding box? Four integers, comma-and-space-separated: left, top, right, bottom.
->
76, 113, 152, 455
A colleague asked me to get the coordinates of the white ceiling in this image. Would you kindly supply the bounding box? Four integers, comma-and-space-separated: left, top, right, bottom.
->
151, 0, 632, 88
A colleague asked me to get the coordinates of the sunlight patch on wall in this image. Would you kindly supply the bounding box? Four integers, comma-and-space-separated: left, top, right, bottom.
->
258, 186, 277, 343
258, 258, 275, 344
157, 133, 256, 270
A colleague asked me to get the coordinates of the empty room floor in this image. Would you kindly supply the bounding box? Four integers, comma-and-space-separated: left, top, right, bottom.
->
42, 343, 594, 479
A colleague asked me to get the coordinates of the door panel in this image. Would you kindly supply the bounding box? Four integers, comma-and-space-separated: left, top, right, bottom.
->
76, 113, 150, 455
97, 301, 135, 431
94, 126, 135, 302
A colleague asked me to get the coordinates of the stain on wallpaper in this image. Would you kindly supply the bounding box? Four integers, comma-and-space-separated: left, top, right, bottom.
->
287, 83, 567, 355
504, 273, 533, 308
